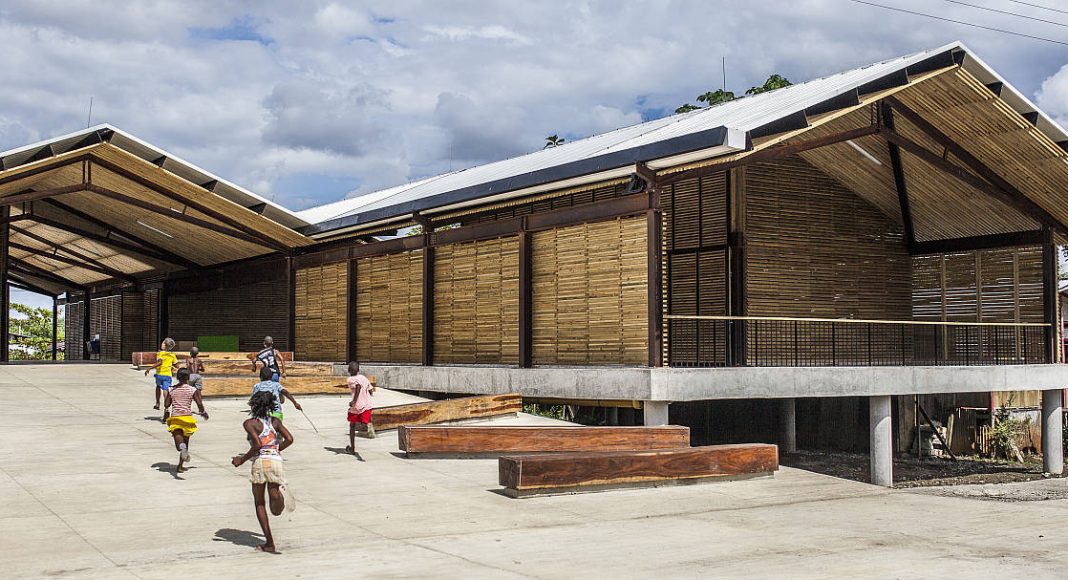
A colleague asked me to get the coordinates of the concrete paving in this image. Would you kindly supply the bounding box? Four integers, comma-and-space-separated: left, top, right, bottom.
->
3, 364, 1068, 578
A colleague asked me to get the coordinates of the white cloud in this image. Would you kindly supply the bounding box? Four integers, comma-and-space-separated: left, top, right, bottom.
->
0, 0, 1064, 212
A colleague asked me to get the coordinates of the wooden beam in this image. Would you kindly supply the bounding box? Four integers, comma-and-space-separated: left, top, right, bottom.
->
84, 184, 275, 249
8, 257, 87, 291
87, 156, 295, 254
498, 443, 779, 497
0, 184, 87, 207
881, 104, 916, 250
518, 229, 532, 368
10, 225, 137, 282
884, 96, 1068, 238
910, 231, 1044, 255
8, 273, 57, 297
27, 205, 203, 271
399, 425, 691, 456
8, 241, 132, 282
372, 394, 522, 431
659, 124, 882, 187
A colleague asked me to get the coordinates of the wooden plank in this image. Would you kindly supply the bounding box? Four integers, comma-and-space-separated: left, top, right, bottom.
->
373, 394, 522, 431
132, 350, 295, 367
399, 425, 690, 455
498, 443, 779, 497
201, 375, 346, 397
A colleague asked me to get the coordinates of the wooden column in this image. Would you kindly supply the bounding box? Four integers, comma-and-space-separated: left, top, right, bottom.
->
286, 257, 296, 353
51, 296, 58, 361
421, 234, 435, 367
647, 203, 663, 367
0, 205, 8, 362
1042, 226, 1058, 363
518, 227, 533, 368
882, 103, 916, 252
157, 286, 169, 344
82, 291, 91, 360
347, 259, 357, 363
727, 167, 747, 366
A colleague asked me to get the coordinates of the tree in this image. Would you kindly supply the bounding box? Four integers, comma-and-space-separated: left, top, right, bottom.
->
696, 89, 736, 106
674, 103, 702, 114
544, 134, 566, 148
9, 303, 60, 361
746, 74, 792, 95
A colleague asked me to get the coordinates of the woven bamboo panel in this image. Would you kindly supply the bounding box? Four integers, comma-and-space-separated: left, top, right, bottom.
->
531, 217, 647, 365
64, 301, 83, 357
89, 295, 122, 360
168, 280, 289, 351
746, 156, 912, 320
295, 262, 348, 362
911, 246, 1044, 323
434, 236, 519, 364
355, 250, 423, 363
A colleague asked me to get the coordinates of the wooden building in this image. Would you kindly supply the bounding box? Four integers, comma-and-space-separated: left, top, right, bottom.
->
3, 42, 1068, 484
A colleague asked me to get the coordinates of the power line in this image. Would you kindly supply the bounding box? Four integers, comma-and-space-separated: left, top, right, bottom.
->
938, 0, 1068, 28
1007, 0, 1068, 17
847, 0, 1068, 46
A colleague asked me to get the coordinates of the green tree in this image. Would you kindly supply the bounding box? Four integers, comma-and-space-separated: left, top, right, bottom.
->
674, 103, 702, 114
746, 74, 792, 95
543, 134, 566, 148
9, 303, 60, 360
696, 89, 736, 106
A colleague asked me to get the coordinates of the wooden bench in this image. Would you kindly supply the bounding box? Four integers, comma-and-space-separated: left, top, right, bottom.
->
132, 351, 294, 368
373, 394, 522, 431
399, 425, 690, 457
498, 443, 779, 498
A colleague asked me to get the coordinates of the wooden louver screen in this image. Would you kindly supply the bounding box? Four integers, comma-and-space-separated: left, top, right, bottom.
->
434, 236, 520, 364
168, 280, 289, 351
531, 217, 648, 365
912, 246, 1044, 323
295, 262, 348, 362
90, 295, 122, 361
355, 250, 423, 363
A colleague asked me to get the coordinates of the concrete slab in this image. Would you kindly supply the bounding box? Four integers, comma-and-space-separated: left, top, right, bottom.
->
2, 364, 1068, 578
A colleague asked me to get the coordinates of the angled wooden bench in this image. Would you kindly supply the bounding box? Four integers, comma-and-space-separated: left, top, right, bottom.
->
399, 425, 690, 457
499, 443, 779, 498
372, 394, 522, 431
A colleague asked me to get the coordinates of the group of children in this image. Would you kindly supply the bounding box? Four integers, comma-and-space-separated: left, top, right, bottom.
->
145, 336, 376, 553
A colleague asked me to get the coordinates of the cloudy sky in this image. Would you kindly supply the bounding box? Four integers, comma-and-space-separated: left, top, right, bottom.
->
1, 0, 1067, 217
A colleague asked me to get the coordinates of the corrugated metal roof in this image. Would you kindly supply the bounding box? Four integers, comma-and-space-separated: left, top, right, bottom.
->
0, 124, 310, 229
301, 41, 1014, 236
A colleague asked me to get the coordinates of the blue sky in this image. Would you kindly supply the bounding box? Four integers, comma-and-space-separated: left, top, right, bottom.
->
1, 1, 1066, 218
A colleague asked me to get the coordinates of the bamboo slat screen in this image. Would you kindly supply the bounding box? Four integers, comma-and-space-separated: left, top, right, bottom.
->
168, 280, 289, 351
465, 182, 630, 224
89, 295, 122, 361
355, 250, 423, 363
664, 173, 729, 363
433, 236, 520, 364
745, 156, 912, 319
121, 290, 160, 359
295, 262, 348, 362
531, 217, 648, 365
64, 301, 83, 358
912, 246, 1044, 323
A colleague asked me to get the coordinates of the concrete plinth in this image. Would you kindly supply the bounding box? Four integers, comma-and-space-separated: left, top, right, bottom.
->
1042, 389, 1064, 475
869, 395, 893, 487
644, 401, 670, 426
780, 398, 797, 453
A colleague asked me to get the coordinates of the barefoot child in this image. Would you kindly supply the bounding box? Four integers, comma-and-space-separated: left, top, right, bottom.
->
144, 338, 177, 416
346, 361, 375, 453
251, 366, 303, 421
164, 368, 208, 473
185, 347, 206, 392
232, 391, 295, 554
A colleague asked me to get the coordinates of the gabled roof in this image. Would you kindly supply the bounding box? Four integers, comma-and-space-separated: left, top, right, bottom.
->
300, 40, 1067, 237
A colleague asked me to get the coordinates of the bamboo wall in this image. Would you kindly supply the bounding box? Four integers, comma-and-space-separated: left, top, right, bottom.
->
63, 301, 82, 359
89, 295, 122, 361
745, 156, 912, 319
434, 236, 520, 364
912, 246, 1044, 323
168, 279, 289, 351
354, 250, 423, 363
121, 289, 160, 360
295, 262, 348, 362
531, 217, 648, 365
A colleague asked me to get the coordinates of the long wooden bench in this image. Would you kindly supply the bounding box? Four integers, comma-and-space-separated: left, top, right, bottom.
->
132, 351, 294, 368
399, 425, 690, 456
373, 394, 522, 431
498, 443, 779, 498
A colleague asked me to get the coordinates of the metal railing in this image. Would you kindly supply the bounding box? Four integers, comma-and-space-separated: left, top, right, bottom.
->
665, 315, 1051, 368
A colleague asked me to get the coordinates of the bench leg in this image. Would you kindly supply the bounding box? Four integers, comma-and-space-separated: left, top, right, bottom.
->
644, 401, 670, 426
869, 395, 893, 487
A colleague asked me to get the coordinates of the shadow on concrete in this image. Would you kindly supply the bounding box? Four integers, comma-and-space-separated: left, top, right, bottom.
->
151, 462, 193, 480
213, 528, 264, 548
324, 446, 364, 461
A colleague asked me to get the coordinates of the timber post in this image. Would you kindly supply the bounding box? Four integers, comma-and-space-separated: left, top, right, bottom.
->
415, 213, 434, 367
1042, 226, 1057, 363
639, 163, 664, 368
0, 205, 8, 362
51, 296, 58, 361
518, 223, 533, 368
286, 256, 296, 355
347, 259, 357, 362
82, 290, 91, 360
727, 166, 747, 366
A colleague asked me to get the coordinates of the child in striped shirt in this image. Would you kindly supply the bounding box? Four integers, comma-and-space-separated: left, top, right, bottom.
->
164, 368, 208, 474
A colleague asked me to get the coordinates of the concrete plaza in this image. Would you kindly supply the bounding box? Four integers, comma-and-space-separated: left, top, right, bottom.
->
2, 364, 1068, 578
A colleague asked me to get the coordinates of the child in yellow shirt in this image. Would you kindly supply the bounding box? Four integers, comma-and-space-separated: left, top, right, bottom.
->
145, 338, 178, 417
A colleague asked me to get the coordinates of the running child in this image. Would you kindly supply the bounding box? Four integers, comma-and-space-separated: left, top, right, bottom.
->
144, 338, 178, 415
252, 336, 286, 382
164, 368, 208, 473
251, 366, 303, 421
232, 390, 295, 554
186, 346, 206, 392
346, 361, 375, 453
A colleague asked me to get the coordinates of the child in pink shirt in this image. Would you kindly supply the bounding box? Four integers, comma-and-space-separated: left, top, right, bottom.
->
346, 361, 375, 454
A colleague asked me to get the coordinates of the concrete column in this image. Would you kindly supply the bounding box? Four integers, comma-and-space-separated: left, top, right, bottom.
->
869, 395, 893, 487
1042, 389, 1064, 475
644, 401, 670, 426
780, 398, 797, 453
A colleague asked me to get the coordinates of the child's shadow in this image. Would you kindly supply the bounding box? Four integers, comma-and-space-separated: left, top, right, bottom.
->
150, 462, 193, 480
213, 528, 264, 548
323, 446, 364, 462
